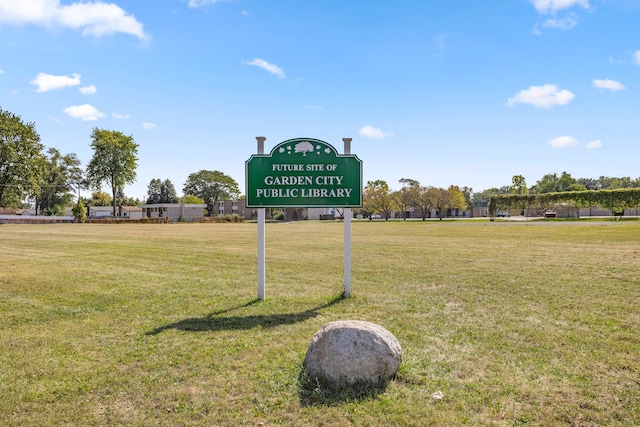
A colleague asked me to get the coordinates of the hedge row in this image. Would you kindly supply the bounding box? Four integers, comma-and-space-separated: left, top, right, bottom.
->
488, 188, 640, 217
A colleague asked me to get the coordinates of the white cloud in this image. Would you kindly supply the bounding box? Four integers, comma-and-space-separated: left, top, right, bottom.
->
0, 68, 5, 74
541, 15, 578, 30
505, 84, 575, 108
593, 79, 625, 92
112, 113, 130, 120
79, 85, 97, 95
633, 50, 640, 65
31, 72, 80, 92
245, 58, 285, 79
359, 125, 393, 139
586, 139, 602, 150
548, 136, 578, 148
63, 104, 105, 121
531, 0, 590, 14
188, 0, 231, 8
142, 122, 156, 130
0, 0, 148, 41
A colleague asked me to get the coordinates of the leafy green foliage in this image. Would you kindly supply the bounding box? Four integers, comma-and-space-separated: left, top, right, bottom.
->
87, 191, 112, 207
413, 185, 467, 219
37, 148, 83, 215
510, 174, 528, 195
488, 188, 640, 217
578, 176, 640, 190
446, 185, 467, 213
72, 200, 86, 222
86, 128, 138, 216
471, 186, 509, 206
182, 194, 205, 204
530, 171, 586, 194
146, 178, 178, 204
363, 179, 397, 220
0, 107, 46, 207
395, 178, 421, 220
182, 170, 240, 216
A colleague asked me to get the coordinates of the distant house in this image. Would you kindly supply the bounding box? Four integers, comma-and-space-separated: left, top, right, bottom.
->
0, 208, 18, 215
17, 208, 38, 216
88, 206, 113, 218
119, 206, 143, 219
140, 203, 207, 222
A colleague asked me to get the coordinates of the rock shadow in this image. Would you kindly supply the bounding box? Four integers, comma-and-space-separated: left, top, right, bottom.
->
297, 371, 391, 407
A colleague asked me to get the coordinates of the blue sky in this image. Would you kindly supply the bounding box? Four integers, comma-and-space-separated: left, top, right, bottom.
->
1, 0, 639, 200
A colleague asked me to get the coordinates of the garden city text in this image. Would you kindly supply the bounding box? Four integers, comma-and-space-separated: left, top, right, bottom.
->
255, 163, 353, 199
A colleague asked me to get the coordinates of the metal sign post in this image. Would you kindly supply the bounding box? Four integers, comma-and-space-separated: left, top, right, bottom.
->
343, 138, 352, 298
256, 137, 266, 300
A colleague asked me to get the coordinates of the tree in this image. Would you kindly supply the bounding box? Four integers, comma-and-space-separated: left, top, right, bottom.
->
183, 170, 240, 216
146, 178, 162, 204
89, 191, 112, 207
461, 186, 473, 209
115, 188, 141, 207
86, 128, 138, 216
472, 187, 509, 206
579, 176, 640, 190
37, 148, 83, 215
183, 194, 205, 204
433, 187, 450, 219
530, 172, 585, 194
510, 175, 528, 195
363, 180, 397, 220
414, 185, 437, 220
0, 108, 46, 207
72, 200, 86, 223
159, 179, 178, 204
147, 178, 178, 204
447, 185, 468, 216
396, 178, 421, 220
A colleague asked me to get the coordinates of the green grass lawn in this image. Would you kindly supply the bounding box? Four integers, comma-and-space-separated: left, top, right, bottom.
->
1, 221, 638, 426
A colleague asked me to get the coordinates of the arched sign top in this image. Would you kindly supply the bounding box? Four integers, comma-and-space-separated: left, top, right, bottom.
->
267, 138, 341, 158
246, 137, 363, 208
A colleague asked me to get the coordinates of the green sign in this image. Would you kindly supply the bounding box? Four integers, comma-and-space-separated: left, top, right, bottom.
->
246, 138, 363, 208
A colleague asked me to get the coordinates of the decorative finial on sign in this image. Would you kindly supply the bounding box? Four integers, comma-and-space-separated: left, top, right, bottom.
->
342, 138, 352, 155
256, 136, 266, 155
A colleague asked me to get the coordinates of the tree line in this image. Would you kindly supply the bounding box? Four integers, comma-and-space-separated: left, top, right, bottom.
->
480, 173, 640, 218
362, 179, 467, 220
488, 189, 640, 218
360, 172, 640, 220
4, 106, 638, 220
1, 107, 240, 218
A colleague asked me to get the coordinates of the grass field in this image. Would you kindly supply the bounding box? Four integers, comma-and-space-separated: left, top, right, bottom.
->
1, 221, 639, 426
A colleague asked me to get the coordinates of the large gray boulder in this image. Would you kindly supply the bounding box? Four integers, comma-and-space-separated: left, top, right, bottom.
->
303, 320, 402, 389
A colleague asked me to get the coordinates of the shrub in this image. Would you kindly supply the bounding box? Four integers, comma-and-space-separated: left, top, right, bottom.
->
72, 201, 86, 223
